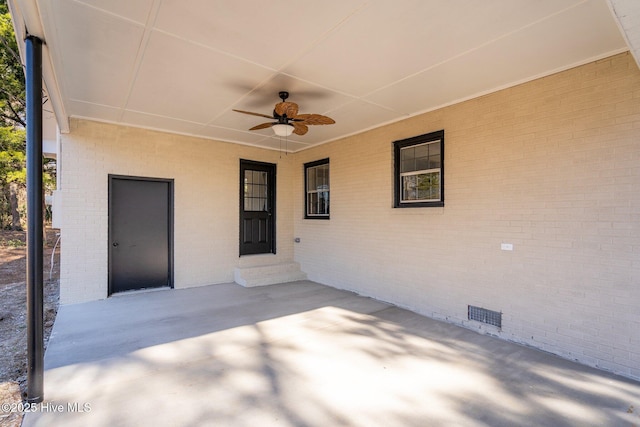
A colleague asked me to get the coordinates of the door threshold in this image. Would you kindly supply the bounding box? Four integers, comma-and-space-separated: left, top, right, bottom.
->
111, 286, 172, 297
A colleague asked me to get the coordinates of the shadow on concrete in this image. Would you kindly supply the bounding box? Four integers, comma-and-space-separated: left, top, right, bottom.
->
24, 281, 640, 427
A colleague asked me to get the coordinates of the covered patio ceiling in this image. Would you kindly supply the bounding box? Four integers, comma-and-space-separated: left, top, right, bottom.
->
8, 0, 638, 152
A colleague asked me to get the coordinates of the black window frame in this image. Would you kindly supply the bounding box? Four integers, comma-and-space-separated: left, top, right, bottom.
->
304, 158, 330, 219
393, 130, 444, 208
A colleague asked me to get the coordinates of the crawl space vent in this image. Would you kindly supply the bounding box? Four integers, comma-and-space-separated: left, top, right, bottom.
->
468, 305, 502, 328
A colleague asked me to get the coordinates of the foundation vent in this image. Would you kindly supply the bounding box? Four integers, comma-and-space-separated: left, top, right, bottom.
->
468, 305, 502, 328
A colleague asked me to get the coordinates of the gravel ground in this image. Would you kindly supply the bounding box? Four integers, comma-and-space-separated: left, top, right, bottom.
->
0, 229, 60, 427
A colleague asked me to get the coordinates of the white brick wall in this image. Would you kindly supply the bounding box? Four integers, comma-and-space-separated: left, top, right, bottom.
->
293, 52, 640, 380
59, 121, 295, 303
58, 52, 640, 381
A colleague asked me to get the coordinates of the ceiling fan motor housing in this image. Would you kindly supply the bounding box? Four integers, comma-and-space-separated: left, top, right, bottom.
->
232, 91, 334, 136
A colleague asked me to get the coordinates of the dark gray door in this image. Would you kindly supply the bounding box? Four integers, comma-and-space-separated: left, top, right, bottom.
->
109, 176, 173, 294
240, 160, 276, 255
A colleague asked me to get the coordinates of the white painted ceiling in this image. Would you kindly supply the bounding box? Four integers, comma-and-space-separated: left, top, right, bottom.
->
18, 0, 630, 151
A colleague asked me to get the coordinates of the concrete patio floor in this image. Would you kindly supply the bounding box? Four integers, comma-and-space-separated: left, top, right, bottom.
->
24, 281, 640, 427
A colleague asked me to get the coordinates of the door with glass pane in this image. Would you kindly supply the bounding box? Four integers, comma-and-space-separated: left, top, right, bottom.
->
239, 160, 276, 255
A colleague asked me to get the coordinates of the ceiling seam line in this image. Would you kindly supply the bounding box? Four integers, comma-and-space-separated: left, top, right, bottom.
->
273, 1, 371, 72
361, 0, 592, 99
67, 114, 305, 152
151, 27, 279, 73
204, 73, 281, 126
117, 0, 163, 122
68, 0, 149, 27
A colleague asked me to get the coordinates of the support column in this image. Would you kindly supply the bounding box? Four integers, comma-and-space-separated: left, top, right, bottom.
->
25, 35, 44, 404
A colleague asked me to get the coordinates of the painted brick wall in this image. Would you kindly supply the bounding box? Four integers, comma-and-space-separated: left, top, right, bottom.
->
59, 121, 295, 303
293, 52, 640, 380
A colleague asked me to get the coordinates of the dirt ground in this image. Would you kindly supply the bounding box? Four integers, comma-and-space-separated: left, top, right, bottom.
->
0, 229, 60, 427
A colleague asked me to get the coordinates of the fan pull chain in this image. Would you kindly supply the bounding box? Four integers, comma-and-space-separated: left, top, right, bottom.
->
278, 134, 288, 158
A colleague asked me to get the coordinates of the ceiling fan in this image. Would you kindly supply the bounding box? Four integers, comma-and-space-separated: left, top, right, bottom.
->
233, 91, 335, 137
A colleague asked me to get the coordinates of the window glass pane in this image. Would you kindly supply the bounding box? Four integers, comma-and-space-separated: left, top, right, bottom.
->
317, 165, 328, 187
416, 172, 440, 200
244, 169, 270, 211
400, 146, 414, 161
417, 187, 439, 200
401, 159, 415, 173
402, 175, 417, 200
414, 144, 428, 158
401, 172, 441, 202
307, 168, 316, 191
415, 157, 429, 171
324, 165, 330, 187
308, 193, 318, 215
244, 171, 251, 196
315, 167, 323, 188
428, 156, 441, 169
395, 132, 443, 207
305, 160, 330, 217
320, 191, 329, 214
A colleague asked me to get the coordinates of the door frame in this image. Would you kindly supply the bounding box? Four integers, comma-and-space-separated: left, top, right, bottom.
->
108, 174, 175, 296
239, 159, 276, 256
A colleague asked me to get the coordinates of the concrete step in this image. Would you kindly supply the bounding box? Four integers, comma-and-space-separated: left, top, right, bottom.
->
234, 262, 307, 287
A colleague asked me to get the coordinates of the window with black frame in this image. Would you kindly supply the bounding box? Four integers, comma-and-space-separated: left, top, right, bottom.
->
393, 130, 444, 208
305, 158, 330, 219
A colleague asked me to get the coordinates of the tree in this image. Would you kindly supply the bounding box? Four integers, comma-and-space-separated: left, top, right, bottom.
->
0, 0, 26, 229
0, 125, 25, 228
0, 0, 55, 230
0, 1, 24, 128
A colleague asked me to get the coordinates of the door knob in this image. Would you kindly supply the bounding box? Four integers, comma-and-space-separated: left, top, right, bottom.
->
113, 242, 119, 247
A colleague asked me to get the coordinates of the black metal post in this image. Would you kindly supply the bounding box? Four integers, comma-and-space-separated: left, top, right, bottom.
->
25, 35, 44, 404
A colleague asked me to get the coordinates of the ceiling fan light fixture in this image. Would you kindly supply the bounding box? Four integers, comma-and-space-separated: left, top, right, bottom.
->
233, 92, 334, 137
273, 123, 294, 137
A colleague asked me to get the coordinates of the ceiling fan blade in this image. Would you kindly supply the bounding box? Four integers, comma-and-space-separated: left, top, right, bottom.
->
294, 113, 335, 125
233, 109, 274, 119
274, 102, 299, 118
292, 122, 308, 135
249, 122, 274, 131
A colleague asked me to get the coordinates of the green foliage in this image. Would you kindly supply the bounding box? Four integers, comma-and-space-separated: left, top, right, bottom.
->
0, 237, 25, 247
0, 126, 25, 229
0, 0, 28, 229
0, 0, 25, 128
0, 0, 55, 229
0, 125, 25, 185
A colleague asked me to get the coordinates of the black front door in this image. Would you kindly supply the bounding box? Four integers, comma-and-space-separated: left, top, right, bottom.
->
109, 176, 173, 294
240, 160, 276, 255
